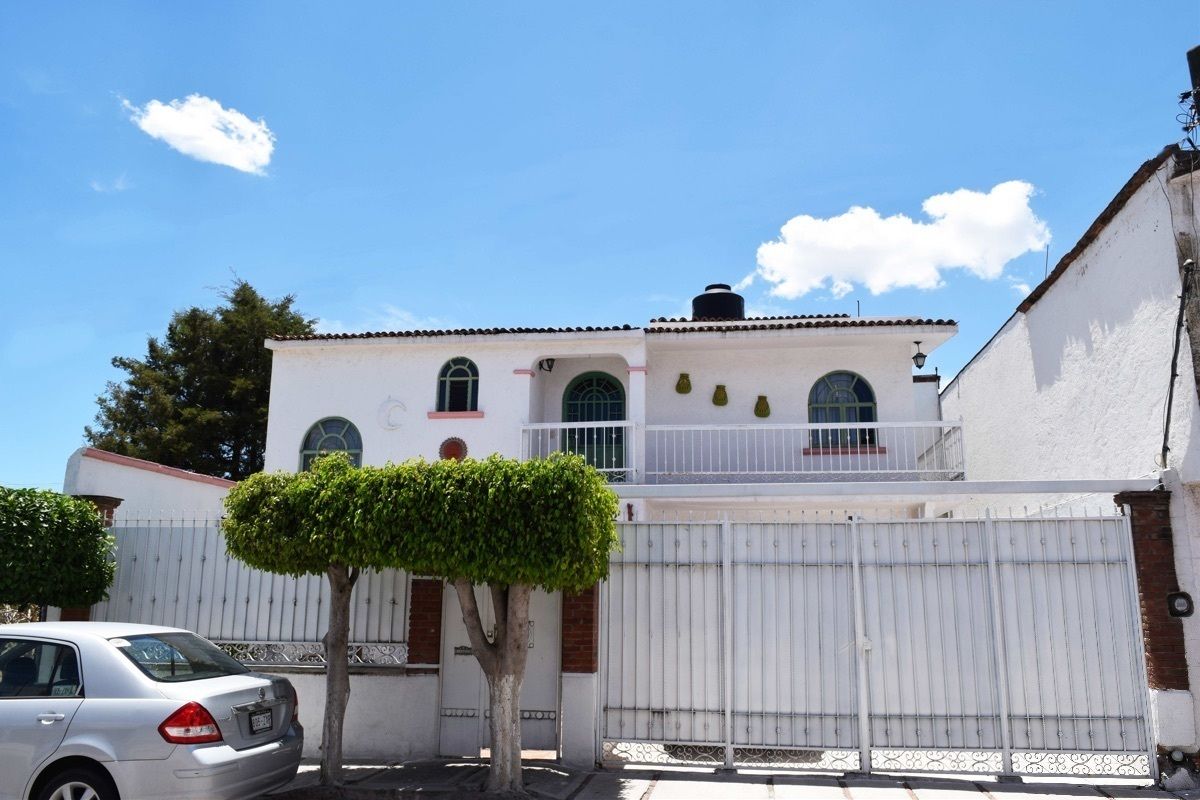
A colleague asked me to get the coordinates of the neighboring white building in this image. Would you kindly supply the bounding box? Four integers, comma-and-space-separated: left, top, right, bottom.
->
943, 144, 1200, 755
62, 446, 234, 518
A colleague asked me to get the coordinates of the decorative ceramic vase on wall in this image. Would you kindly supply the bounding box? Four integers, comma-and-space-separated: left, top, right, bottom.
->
754, 395, 770, 418
675, 373, 692, 394
712, 385, 728, 406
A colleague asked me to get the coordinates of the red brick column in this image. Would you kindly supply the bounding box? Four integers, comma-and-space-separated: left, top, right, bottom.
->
562, 585, 598, 673
407, 578, 444, 674
62, 494, 124, 622
1115, 490, 1190, 690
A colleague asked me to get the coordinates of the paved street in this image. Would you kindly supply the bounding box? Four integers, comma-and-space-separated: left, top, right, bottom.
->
267, 760, 1188, 800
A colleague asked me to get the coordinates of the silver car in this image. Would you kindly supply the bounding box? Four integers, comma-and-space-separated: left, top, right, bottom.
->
0, 622, 302, 800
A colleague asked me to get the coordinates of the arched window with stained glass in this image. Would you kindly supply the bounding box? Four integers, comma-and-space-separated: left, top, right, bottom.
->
300, 417, 363, 470
437, 357, 479, 412
807, 372, 877, 448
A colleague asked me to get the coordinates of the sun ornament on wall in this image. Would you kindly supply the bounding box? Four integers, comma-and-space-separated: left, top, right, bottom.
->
439, 437, 468, 461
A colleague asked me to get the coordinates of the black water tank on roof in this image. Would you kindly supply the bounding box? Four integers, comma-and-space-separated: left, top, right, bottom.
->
691, 283, 745, 320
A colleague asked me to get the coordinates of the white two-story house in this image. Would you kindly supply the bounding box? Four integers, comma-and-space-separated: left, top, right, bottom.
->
262, 283, 960, 518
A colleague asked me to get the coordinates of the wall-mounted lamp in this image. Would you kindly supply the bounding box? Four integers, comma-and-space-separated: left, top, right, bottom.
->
537, 358, 556, 373
912, 341, 927, 370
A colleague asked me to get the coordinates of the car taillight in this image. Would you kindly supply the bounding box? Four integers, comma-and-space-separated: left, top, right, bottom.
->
289, 683, 299, 724
158, 702, 223, 744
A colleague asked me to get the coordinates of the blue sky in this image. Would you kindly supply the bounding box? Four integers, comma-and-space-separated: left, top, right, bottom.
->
2, 2, 1197, 490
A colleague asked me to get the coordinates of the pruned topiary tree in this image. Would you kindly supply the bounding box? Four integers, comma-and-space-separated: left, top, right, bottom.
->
223, 453, 618, 793
0, 488, 116, 613
222, 456, 371, 786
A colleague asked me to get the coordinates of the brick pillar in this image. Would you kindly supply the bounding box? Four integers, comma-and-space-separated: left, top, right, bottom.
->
561, 585, 600, 766
561, 585, 598, 673
61, 494, 124, 622
1115, 490, 1190, 691
406, 578, 444, 675
75, 495, 122, 527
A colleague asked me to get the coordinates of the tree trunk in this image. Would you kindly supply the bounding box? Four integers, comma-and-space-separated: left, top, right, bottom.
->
320, 564, 358, 786
453, 579, 533, 795
486, 669, 525, 793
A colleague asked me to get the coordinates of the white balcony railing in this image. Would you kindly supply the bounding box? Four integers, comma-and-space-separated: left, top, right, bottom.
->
520, 420, 965, 484
521, 421, 636, 482
644, 421, 964, 483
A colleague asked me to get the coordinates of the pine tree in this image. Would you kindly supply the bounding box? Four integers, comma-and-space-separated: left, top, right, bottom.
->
85, 281, 315, 480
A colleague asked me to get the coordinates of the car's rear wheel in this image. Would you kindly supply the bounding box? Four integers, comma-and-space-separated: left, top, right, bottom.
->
36, 766, 119, 800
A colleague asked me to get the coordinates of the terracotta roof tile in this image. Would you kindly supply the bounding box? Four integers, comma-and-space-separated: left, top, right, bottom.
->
646, 318, 955, 334
651, 313, 850, 323
272, 324, 639, 342
1018, 144, 1184, 314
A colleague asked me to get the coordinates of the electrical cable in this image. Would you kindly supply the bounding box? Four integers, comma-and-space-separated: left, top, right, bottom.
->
1162, 260, 1194, 471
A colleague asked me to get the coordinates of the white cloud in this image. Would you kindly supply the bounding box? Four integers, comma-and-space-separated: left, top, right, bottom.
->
732, 272, 756, 292
1009, 279, 1032, 297
89, 173, 131, 193
756, 181, 1050, 299
317, 305, 452, 334
123, 94, 275, 175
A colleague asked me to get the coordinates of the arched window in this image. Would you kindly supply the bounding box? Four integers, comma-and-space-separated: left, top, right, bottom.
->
563, 372, 626, 478
808, 372, 877, 448
437, 357, 479, 412
300, 417, 363, 470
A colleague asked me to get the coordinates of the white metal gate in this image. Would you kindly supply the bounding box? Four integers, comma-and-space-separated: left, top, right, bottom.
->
599, 513, 1154, 779
91, 518, 411, 666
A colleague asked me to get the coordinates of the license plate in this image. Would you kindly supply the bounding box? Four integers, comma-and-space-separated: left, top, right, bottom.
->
250, 708, 273, 734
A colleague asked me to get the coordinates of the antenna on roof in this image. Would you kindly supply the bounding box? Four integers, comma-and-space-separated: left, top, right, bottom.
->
1044, 244, 1050, 278
856, 300, 861, 317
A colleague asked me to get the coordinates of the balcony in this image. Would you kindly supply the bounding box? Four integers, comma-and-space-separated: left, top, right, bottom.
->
520, 421, 965, 484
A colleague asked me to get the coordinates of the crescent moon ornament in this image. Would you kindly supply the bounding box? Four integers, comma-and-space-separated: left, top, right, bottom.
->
377, 397, 407, 430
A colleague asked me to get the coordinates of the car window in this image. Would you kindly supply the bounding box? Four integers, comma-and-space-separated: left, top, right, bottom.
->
0, 639, 79, 698
112, 632, 249, 682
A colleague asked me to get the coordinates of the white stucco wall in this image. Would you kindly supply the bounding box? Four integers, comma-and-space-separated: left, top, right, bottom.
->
912, 379, 941, 422
263, 332, 645, 472
644, 330, 941, 426
62, 447, 233, 517
264, 670, 439, 760
941, 164, 1200, 484
941, 153, 1200, 749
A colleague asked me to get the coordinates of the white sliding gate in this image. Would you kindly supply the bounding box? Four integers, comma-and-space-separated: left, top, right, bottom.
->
600, 513, 1154, 779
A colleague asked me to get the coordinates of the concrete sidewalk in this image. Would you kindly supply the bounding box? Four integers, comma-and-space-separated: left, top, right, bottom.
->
266, 760, 1194, 800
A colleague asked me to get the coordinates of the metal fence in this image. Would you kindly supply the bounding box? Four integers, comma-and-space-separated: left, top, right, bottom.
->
90, 517, 410, 667
599, 512, 1153, 778
521, 422, 634, 481
644, 421, 965, 483
520, 420, 966, 484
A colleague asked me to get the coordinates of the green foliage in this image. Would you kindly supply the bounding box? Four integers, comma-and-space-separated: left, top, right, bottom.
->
0, 489, 115, 608
224, 454, 620, 591
85, 280, 315, 480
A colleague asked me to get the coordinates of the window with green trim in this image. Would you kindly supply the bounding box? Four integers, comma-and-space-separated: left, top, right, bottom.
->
300, 417, 363, 470
437, 357, 479, 412
807, 372, 877, 447
562, 372, 626, 480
